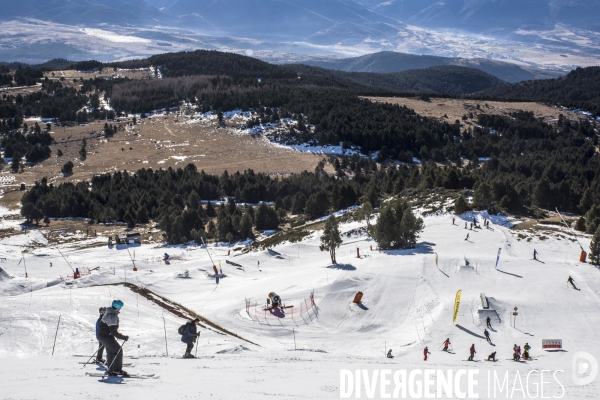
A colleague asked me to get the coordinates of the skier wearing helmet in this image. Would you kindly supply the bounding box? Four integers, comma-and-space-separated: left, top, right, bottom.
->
98, 300, 130, 376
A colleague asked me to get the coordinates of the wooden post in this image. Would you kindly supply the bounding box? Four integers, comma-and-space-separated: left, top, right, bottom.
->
293, 328, 296, 350
52, 315, 61, 355
162, 315, 169, 356
356, 248, 360, 258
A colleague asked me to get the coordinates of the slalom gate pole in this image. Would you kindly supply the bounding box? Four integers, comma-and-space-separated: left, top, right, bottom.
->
104, 341, 126, 375
52, 314, 61, 355
83, 347, 100, 367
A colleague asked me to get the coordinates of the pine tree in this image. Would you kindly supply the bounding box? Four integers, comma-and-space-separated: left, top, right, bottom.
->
205, 201, 216, 217
320, 215, 342, 264
589, 226, 600, 265
454, 195, 470, 214
373, 199, 424, 249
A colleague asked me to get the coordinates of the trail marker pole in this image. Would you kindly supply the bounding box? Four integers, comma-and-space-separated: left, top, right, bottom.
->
52, 315, 61, 355
162, 314, 169, 356
293, 328, 297, 350
513, 307, 518, 328
195, 331, 200, 357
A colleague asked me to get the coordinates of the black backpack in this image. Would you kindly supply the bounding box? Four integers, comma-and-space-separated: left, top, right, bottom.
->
178, 324, 187, 335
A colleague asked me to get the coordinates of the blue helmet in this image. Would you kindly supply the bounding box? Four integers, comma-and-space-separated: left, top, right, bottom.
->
112, 300, 124, 310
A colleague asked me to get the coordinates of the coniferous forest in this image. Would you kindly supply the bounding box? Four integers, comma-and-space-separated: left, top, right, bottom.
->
2, 50, 599, 245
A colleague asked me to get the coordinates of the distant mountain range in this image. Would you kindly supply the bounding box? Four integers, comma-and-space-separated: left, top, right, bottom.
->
354, 0, 600, 32
0, 0, 598, 70
3, 0, 599, 40
299, 52, 564, 83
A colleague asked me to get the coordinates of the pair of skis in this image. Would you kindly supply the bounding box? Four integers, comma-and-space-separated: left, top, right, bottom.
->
86, 372, 157, 379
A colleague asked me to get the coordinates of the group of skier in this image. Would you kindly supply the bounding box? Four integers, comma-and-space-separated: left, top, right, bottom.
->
413, 314, 532, 363
91, 300, 201, 376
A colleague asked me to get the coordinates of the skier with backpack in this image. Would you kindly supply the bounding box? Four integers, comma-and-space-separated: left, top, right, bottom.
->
180, 318, 200, 358
442, 338, 451, 352
468, 344, 476, 361
423, 346, 431, 361
95, 307, 106, 364
98, 300, 129, 376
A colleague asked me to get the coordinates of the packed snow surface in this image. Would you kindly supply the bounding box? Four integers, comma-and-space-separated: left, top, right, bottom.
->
1, 211, 599, 398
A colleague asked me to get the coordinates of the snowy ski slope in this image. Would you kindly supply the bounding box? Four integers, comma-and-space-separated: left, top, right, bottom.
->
1, 210, 599, 399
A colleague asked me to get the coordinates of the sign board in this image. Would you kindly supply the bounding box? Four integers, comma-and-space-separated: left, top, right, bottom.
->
542, 339, 562, 349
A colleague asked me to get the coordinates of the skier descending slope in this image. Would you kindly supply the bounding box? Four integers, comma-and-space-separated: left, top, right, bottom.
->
468, 344, 476, 361
486, 316, 492, 329
423, 347, 431, 361
484, 329, 492, 344
567, 276, 577, 289
442, 338, 451, 351
98, 300, 130, 376
181, 318, 200, 358
95, 307, 106, 364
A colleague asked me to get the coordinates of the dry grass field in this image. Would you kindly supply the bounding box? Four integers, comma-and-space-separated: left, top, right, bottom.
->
362, 96, 585, 128
0, 114, 323, 211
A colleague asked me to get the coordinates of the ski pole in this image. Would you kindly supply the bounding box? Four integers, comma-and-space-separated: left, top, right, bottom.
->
195, 331, 200, 357
104, 340, 126, 375
83, 346, 100, 368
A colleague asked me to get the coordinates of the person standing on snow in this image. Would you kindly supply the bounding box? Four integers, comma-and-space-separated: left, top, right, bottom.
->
468, 344, 476, 361
465, 222, 467, 229
465, 233, 470, 241
567, 276, 577, 289
98, 300, 129, 376
181, 318, 200, 358
95, 307, 106, 364
423, 347, 431, 361
523, 343, 531, 360
484, 329, 491, 344
486, 316, 492, 329
533, 249, 538, 260
442, 338, 451, 352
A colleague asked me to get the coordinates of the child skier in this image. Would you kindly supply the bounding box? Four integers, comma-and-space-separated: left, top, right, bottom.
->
442, 338, 451, 352
523, 343, 531, 360
423, 347, 431, 361
95, 307, 106, 364
468, 344, 476, 361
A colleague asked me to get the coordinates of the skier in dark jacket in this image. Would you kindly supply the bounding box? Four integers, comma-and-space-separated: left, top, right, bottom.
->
98, 300, 129, 376
567, 276, 577, 289
484, 329, 491, 343
95, 307, 106, 363
181, 318, 200, 358
486, 316, 492, 329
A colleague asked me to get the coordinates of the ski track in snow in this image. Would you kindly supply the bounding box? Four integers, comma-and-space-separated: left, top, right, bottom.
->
0, 210, 599, 398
